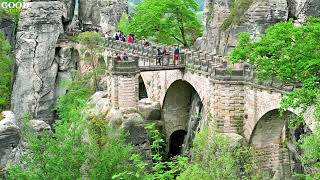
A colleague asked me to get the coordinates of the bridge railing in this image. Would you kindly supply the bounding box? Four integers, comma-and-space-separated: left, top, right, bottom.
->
105, 37, 227, 69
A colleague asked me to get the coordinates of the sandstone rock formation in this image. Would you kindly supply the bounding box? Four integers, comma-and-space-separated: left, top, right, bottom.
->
25, 0, 75, 25
29, 119, 51, 133
12, 2, 65, 125
88, 92, 153, 168
55, 47, 78, 98
138, 98, 161, 121
197, 0, 320, 55
79, 0, 128, 34
88, 91, 111, 116
0, 111, 20, 171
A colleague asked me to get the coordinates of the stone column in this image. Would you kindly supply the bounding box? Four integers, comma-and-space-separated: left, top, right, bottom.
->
110, 56, 140, 110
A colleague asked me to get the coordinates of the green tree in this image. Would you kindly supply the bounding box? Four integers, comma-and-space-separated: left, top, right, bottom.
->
78, 32, 105, 91
7, 72, 144, 179
117, 13, 130, 35
128, 0, 202, 47
0, 32, 12, 111
229, 18, 320, 178
178, 128, 258, 180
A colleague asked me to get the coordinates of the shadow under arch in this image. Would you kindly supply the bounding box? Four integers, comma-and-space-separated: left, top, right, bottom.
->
162, 80, 204, 155
138, 75, 148, 100
250, 109, 311, 179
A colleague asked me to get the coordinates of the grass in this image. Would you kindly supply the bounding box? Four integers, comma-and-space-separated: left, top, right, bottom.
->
0, 113, 4, 121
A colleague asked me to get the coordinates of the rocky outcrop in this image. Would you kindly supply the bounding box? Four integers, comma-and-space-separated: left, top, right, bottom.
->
25, 0, 75, 25
12, 2, 65, 125
0, 15, 15, 46
0, 111, 20, 171
88, 91, 111, 116
55, 47, 78, 98
197, 0, 320, 55
123, 119, 153, 170
29, 119, 51, 133
79, 0, 128, 34
88, 91, 153, 168
138, 98, 161, 121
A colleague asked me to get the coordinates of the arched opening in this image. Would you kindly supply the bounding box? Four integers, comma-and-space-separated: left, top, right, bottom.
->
250, 110, 310, 178
139, 76, 148, 100
169, 130, 187, 156
162, 80, 203, 156
71, 48, 80, 70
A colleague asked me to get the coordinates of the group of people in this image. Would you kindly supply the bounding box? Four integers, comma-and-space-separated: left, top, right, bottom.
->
114, 31, 181, 65
115, 49, 138, 62
115, 31, 136, 43
156, 46, 180, 65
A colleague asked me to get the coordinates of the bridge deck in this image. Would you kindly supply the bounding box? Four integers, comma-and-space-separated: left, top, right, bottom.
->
139, 65, 185, 71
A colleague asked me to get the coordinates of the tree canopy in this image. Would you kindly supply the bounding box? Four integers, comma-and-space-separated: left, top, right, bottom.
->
124, 0, 202, 47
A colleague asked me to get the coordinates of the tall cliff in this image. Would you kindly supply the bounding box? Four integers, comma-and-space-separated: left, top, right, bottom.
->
195, 0, 320, 55
79, 0, 128, 34
11, 2, 65, 124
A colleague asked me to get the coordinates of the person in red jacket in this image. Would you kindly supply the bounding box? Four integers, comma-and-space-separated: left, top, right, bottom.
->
128, 33, 134, 43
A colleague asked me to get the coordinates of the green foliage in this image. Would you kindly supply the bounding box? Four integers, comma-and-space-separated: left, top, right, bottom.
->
7, 72, 143, 179
178, 128, 259, 179
229, 18, 320, 178
299, 128, 320, 179
117, 13, 130, 35
127, 0, 202, 47
78, 32, 105, 91
0, 32, 12, 111
221, 0, 254, 30
143, 123, 188, 179
229, 19, 320, 122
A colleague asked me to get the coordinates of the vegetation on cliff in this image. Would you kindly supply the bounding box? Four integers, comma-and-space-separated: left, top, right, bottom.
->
229, 18, 320, 178
119, 0, 202, 47
0, 32, 12, 111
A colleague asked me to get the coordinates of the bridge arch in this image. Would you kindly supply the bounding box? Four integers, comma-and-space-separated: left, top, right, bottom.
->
250, 109, 310, 178
138, 75, 148, 100
162, 80, 204, 155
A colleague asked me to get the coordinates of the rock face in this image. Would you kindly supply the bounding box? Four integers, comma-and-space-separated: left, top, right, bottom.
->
25, 0, 75, 25
55, 47, 78, 98
11, 2, 65, 125
79, 0, 128, 34
198, 0, 320, 55
0, 15, 15, 46
88, 91, 111, 116
0, 111, 20, 170
122, 118, 153, 170
138, 98, 161, 121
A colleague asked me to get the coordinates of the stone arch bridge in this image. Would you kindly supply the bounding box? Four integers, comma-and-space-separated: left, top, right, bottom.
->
56, 37, 317, 178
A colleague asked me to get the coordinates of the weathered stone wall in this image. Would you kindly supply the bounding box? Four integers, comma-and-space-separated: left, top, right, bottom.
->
112, 74, 139, 110
213, 82, 245, 134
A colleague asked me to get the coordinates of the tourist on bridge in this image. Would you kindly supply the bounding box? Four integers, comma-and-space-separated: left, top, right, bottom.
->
115, 33, 119, 41
163, 48, 170, 65
123, 51, 129, 61
128, 33, 134, 43
156, 48, 163, 65
115, 52, 121, 62
173, 45, 180, 65
144, 41, 150, 47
